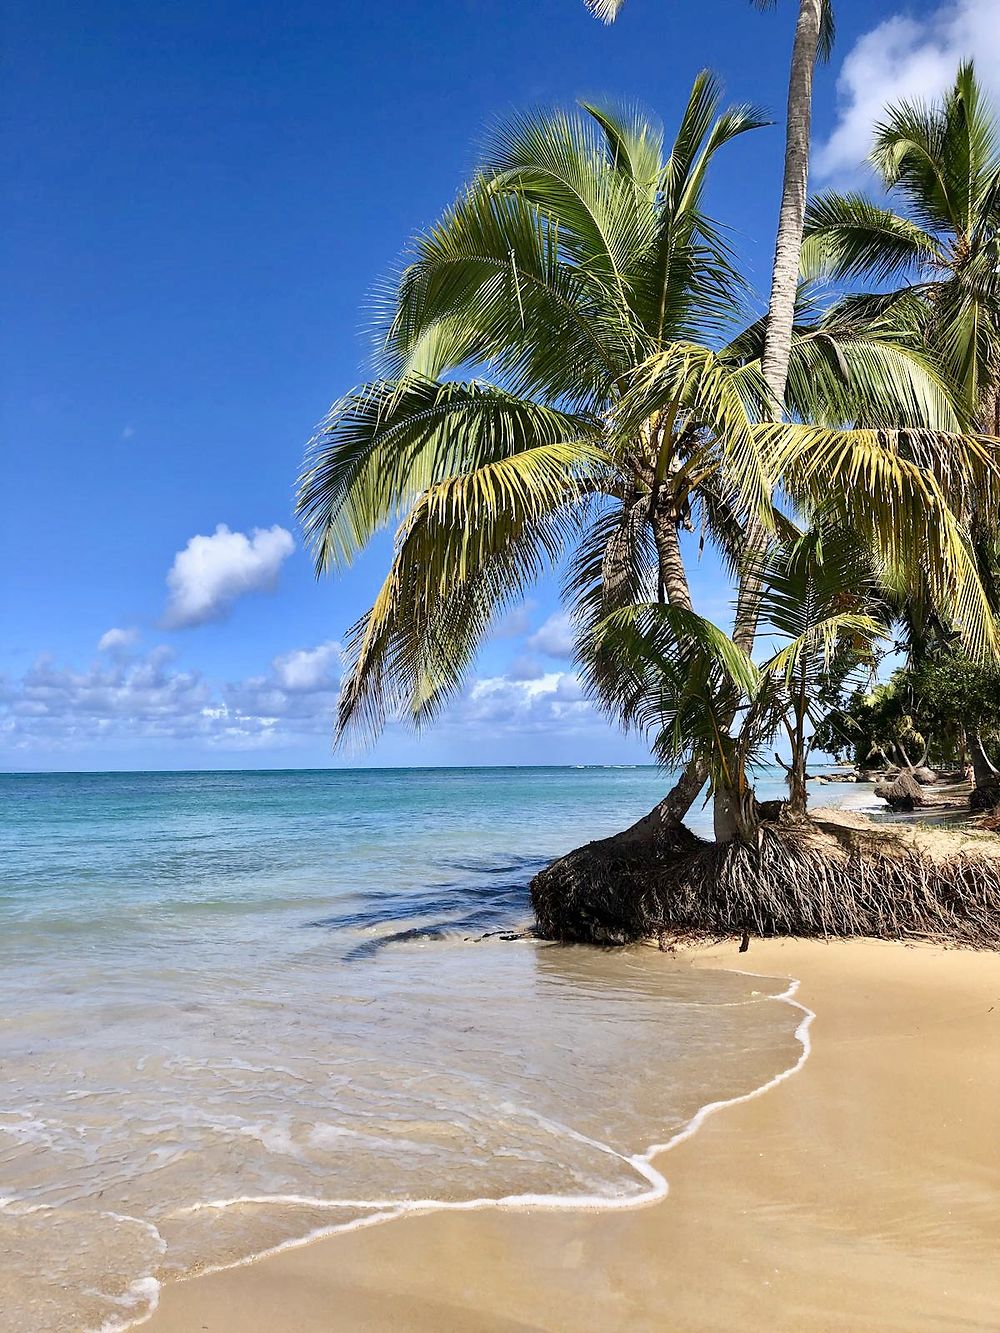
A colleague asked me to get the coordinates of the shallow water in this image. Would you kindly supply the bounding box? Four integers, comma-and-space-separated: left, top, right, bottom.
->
0, 767, 818, 1331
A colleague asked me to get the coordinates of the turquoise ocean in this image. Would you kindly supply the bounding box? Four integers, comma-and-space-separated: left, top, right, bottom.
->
0, 766, 859, 1331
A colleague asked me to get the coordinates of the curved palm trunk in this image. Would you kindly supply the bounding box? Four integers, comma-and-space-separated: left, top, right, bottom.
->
652, 505, 758, 842
971, 732, 999, 789
647, 505, 709, 824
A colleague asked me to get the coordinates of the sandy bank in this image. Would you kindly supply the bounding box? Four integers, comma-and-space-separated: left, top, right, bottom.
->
144, 939, 1000, 1332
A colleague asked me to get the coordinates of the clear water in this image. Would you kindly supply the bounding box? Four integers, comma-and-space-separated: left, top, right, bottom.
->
0, 767, 821, 1332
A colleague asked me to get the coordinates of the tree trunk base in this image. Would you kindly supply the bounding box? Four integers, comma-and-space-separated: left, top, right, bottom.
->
874, 771, 924, 812
530, 814, 1000, 948
970, 782, 1000, 814
530, 821, 705, 945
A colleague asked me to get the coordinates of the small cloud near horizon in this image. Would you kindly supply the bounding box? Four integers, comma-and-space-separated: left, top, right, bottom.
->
162, 524, 295, 629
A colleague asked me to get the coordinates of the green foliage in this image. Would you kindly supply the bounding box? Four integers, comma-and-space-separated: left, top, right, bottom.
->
298, 75, 999, 799
815, 648, 1000, 770
813, 677, 911, 766
911, 654, 1000, 735
803, 62, 1000, 428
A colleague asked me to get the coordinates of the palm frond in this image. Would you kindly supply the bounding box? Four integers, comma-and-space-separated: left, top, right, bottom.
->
336, 441, 608, 744
617, 341, 774, 529
586, 602, 760, 775
388, 183, 635, 404
582, 0, 626, 22
770, 424, 1000, 659
765, 612, 882, 684
580, 100, 664, 203
297, 377, 599, 573
802, 193, 942, 283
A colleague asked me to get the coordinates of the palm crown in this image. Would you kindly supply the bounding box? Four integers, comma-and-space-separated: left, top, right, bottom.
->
298, 74, 998, 763
803, 62, 1000, 429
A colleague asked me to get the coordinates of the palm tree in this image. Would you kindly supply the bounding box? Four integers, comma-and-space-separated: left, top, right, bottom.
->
803, 63, 1000, 430
581, 0, 834, 408
298, 79, 996, 848
580, 1, 836, 743
751, 526, 882, 813
586, 525, 883, 829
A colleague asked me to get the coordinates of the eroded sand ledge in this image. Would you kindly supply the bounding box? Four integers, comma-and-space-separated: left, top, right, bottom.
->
145, 939, 1000, 1333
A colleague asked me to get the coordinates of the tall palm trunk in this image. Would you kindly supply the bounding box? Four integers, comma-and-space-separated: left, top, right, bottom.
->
651, 505, 693, 611
761, 0, 824, 409
722, 0, 824, 833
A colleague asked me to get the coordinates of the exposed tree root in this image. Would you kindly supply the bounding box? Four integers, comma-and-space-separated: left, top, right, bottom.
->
874, 770, 924, 811
530, 809, 1000, 948
970, 782, 1000, 814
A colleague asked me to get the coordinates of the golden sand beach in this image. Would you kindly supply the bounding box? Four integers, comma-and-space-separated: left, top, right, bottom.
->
145, 937, 1000, 1332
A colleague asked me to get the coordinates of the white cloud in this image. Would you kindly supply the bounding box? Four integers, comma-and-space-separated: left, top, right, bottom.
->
163, 524, 295, 629
462, 671, 593, 733
526, 611, 576, 659
0, 640, 342, 755
97, 626, 139, 653
816, 0, 1000, 181
0, 650, 617, 758
271, 641, 342, 692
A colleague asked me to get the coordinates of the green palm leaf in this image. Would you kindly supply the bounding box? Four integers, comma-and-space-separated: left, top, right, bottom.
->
334, 440, 608, 742
298, 377, 598, 573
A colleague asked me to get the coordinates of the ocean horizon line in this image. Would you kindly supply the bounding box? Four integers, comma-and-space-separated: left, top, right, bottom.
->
0, 761, 666, 778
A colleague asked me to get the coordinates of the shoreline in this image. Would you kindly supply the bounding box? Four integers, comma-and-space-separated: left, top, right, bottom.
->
124, 958, 809, 1329
143, 937, 1000, 1332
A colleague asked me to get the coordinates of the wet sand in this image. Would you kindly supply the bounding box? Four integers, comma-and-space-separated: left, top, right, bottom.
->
145, 938, 1000, 1332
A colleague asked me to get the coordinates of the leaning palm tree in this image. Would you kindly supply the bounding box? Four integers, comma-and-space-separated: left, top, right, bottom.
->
803, 63, 1000, 430
583, 524, 883, 834
299, 77, 997, 859
581, 0, 834, 408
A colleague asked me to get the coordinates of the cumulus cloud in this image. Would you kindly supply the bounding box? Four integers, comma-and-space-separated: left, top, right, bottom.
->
0, 640, 343, 755
461, 671, 593, 733
526, 611, 576, 659
271, 641, 342, 692
97, 626, 139, 653
163, 524, 295, 628
491, 602, 536, 639
0, 645, 615, 757
816, 0, 1000, 182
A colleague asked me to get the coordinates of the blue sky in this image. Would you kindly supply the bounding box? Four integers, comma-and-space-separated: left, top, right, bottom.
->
3, 0, 995, 770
